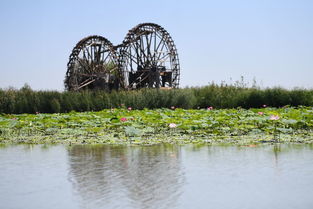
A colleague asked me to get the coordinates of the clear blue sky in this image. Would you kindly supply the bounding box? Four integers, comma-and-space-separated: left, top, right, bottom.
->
1, 0, 312, 90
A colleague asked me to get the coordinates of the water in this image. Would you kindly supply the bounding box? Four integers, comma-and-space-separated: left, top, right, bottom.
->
0, 144, 313, 209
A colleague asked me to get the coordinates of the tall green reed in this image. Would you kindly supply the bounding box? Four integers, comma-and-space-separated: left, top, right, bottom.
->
0, 83, 312, 114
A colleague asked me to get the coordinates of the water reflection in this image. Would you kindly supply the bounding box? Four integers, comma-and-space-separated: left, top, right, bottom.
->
67, 145, 184, 209
273, 144, 281, 167
1, 144, 313, 209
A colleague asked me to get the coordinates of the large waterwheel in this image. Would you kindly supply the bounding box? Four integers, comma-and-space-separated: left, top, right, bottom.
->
119, 23, 180, 89
65, 35, 122, 91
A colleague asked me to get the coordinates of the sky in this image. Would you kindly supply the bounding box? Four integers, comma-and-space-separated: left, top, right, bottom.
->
0, 0, 312, 90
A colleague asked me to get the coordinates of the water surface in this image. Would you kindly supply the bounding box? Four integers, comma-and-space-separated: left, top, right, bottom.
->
0, 144, 312, 209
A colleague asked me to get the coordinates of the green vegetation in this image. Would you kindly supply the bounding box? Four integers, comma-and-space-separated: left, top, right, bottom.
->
1, 83, 313, 114
1, 82, 313, 145
1, 107, 312, 145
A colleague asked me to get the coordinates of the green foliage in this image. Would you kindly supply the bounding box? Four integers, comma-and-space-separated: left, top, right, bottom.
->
0, 107, 312, 145
0, 84, 313, 114
50, 98, 61, 113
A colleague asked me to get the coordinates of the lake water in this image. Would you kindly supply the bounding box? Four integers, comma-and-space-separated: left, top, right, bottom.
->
0, 144, 313, 209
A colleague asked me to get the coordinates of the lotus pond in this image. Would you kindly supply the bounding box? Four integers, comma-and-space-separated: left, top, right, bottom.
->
0, 107, 313, 145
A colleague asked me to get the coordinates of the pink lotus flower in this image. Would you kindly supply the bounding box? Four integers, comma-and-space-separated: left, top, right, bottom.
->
35, 112, 40, 114
258, 112, 264, 115
270, 115, 280, 120
262, 104, 267, 108
207, 106, 213, 110
171, 106, 175, 110
169, 123, 177, 128
120, 117, 127, 122
127, 107, 132, 111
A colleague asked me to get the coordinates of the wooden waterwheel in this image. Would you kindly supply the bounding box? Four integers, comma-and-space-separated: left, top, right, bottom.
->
65, 23, 180, 91
65, 35, 123, 91
119, 23, 180, 89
